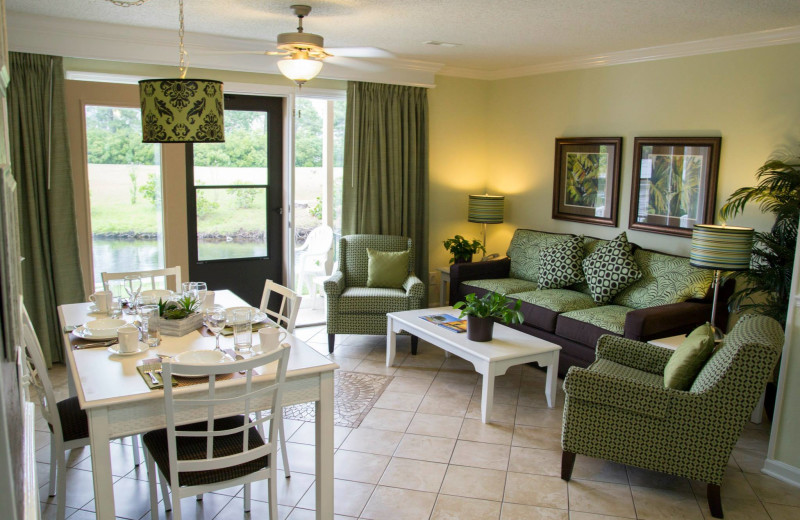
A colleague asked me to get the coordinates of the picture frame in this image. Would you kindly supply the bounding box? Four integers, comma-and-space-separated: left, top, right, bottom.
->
552, 137, 622, 227
629, 137, 721, 237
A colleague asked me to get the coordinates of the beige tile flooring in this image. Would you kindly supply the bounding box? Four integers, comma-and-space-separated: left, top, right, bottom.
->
37, 326, 800, 519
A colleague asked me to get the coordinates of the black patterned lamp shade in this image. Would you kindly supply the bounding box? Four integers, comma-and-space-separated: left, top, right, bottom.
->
138, 79, 225, 143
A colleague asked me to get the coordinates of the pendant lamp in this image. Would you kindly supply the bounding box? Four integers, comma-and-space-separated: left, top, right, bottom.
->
137, 0, 225, 143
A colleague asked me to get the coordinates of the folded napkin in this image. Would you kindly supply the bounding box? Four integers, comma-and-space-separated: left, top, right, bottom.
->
220, 321, 271, 336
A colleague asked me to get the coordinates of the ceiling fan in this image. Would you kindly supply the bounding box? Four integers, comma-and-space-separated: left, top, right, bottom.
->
263, 4, 394, 85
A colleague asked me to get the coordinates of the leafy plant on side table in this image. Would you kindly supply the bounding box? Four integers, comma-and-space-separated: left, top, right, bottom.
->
443, 235, 486, 264
454, 292, 524, 342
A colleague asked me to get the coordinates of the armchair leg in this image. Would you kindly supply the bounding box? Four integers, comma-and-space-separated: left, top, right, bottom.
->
561, 451, 576, 481
328, 334, 335, 353
707, 483, 723, 518
411, 336, 418, 355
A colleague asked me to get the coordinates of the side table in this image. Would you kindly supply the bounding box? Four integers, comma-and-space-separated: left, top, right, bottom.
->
437, 266, 450, 306
649, 334, 766, 424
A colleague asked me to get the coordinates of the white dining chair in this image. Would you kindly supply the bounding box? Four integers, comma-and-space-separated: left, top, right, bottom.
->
101, 266, 182, 292
258, 279, 302, 478
143, 344, 291, 520
21, 305, 167, 520
259, 279, 303, 333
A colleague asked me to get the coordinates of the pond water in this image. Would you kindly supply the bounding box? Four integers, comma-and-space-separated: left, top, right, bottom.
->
91, 237, 268, 289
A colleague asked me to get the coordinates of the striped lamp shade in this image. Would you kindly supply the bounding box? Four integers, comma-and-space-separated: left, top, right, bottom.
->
690, 224, 754, 271
468, 195, 505, 224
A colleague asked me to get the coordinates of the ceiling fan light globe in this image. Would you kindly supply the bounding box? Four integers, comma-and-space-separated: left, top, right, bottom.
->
277, 56, 324, 85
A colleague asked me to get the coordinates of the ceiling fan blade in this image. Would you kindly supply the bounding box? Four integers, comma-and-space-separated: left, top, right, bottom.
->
324, 47, 395, 59
193, 50, 268, 56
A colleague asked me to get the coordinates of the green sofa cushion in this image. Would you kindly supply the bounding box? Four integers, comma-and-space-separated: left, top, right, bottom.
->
663, 323, 716, 390
512, 289, 596, 313
506, 230, 575, 283
613, 249, 713, 309
538, 235, 585, 289
366, 248, 409, 289
464, 278, 539, 295
582, 232, 642, 304
560, 305, 634, 335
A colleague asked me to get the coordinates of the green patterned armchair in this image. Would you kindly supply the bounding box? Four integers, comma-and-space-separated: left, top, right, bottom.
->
323, 234, 426, 353
561, 315, 784, 518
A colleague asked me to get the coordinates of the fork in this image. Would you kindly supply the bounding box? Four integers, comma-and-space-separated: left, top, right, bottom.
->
74, 339, 118, 349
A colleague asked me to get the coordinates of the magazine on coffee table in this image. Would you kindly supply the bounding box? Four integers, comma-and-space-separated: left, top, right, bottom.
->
419, 313, 467, 333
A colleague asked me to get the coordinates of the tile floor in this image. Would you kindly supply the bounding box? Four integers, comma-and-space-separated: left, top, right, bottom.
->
36, 326, 800, 519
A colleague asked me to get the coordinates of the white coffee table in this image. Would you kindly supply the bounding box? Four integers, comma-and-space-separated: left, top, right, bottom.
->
387, 306, 561, 423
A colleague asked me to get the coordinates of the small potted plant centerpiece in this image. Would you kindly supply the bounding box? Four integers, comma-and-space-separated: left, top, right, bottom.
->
443, 235, 486, 264
453, 292, 523, 342
155, 294, 203, 336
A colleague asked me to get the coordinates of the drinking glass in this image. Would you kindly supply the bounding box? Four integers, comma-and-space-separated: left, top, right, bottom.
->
192, 282, 208, 308
232, 308, 253, 354
204, 305, 226, 351
124, 275, 142, 314
107, 279, 124, 317
139, 304, 160, 348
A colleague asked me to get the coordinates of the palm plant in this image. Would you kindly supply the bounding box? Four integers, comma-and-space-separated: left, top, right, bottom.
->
719, 153, 800, 327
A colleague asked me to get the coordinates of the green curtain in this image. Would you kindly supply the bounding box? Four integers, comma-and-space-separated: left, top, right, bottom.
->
342, 81, 429, 281
8, 52, 84, 365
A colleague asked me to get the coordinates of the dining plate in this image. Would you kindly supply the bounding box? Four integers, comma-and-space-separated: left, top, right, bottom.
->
84, 318, 127, 337
141, 289, 173, 300
107, 342, 149, 356
171, 349, 228, 377
225, 306, 267, 325
72, 325, 120, 341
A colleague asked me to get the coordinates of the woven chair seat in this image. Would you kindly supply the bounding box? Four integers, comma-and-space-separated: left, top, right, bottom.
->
48, 396, 89, 442
143, 415, 269, 487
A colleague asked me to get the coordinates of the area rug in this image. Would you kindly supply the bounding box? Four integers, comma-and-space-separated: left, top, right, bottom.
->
283, 371, 393, 428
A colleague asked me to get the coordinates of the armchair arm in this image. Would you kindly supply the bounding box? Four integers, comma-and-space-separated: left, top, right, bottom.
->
595, 335, 674, 374
563, 366, 674, 419
624, 301, 713, 341
449, 258, 511, 304
403, 274, 426, 301
323, 271, 344, 297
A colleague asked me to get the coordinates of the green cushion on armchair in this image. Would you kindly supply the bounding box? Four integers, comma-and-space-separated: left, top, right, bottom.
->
663, 323, 716, 390
366, 248, 410, 288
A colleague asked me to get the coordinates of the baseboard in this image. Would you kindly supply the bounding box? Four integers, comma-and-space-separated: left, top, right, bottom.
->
763, 458, 800, 488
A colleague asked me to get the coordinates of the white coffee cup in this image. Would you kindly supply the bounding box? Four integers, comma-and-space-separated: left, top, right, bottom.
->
258, 327, 287, 352
90, 291, 113, 313
203, 291, 215, 310
117, 325, 140, 353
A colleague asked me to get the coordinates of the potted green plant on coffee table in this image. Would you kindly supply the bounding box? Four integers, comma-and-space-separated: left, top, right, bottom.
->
454, 292, 523, 342
443, 235, 486, 264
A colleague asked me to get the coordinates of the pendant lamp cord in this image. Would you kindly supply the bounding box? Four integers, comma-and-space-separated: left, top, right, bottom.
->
102, 0, 186, 78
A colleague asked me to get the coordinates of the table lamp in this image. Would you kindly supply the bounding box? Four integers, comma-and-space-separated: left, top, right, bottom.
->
689, 224, 754, 339
468, 194, 505, 259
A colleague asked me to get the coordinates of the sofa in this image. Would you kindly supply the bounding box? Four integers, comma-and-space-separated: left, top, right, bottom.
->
450, 229, 732, 376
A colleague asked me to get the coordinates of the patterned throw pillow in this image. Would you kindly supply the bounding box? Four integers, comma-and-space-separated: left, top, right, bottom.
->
582, 232, 642, 304
538, 235, 585, 289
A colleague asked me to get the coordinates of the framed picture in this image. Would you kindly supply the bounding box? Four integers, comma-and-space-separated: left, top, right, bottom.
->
552, 137, 621, 226
629, 137, 721, 237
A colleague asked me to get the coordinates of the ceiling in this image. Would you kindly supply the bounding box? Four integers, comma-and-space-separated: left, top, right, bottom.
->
7, 0, 800, 81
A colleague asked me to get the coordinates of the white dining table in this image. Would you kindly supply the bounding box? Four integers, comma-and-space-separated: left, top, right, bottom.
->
57, 290, 337, 519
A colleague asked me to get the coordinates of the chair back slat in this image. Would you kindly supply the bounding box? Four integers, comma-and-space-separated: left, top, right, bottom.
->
161, 345, 290, 484
101, 266, 182, 292
20, 305, 60, 434
259, 280, 302, 332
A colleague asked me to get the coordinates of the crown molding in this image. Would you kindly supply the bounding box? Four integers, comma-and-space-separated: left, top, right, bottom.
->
440, 25, 800, 80
6, 11, 441, 88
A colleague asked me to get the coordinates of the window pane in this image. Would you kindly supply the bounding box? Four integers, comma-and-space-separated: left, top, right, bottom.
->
196, 187, 268, 261
193, 110, 268, 186
85, 105, 163, 291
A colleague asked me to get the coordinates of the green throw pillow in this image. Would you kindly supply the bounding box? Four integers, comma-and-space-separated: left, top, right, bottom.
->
538, 235, 585, 289
366, 248, 409, 289
663, 323, 716, 390
582, 232, 642, 304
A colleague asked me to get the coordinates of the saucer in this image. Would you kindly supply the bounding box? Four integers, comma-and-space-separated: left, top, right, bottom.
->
108, 342, 149, 356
